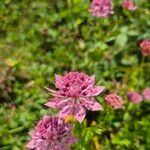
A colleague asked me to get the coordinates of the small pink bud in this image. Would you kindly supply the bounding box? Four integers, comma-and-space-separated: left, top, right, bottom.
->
140, 39, 150, 56
122, 0, 137, 11
105, 94, 124, 109
142, 88, 150, 100
127, 91, 143, 104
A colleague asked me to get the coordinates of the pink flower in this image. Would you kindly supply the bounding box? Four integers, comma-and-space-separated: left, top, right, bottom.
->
142, 88, 150, 100
45, 72, 104, 123
140, 39, 150, 56
122, 0, 137, 11
89, 0, 114, 18
105, 94, 124, 109
26, 116, 77, 150
127, 91, 143, 104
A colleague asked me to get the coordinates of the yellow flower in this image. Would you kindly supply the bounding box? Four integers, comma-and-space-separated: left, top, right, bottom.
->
64, 115, 76, 123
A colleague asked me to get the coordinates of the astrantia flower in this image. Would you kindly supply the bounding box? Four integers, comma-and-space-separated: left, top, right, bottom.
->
105, 94, 124, 109
45, 72, 104, 123
140, 39, 150, 56
127, 91, 143, 104
142, 88, 150, 100
122, 0, 137, 11
26, 115, 77, 150
89, 0, 114, 18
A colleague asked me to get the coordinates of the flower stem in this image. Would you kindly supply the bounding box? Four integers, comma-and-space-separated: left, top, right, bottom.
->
9, 126, 26, 134
67, 0, 77, 31
123, 103, 133, 122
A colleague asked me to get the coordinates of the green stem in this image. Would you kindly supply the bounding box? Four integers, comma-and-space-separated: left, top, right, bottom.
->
9, 126, 26, 134
0, 146, 11, 150
67, 0, 77, 31
137, 56, 145, 89
123, 103, 133, 122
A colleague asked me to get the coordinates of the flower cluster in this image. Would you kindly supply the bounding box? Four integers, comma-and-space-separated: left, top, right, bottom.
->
26, 116, 77, 150
27, 70, 149, 149
89, 0, 114, 18
121, 0, 137, 11
89, 0, 137, 18
27, 72, 126, 150
45, 72, 104, 123
20, 0, 148, 149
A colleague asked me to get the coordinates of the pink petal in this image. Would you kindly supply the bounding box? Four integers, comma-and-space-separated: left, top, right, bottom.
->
73, 105, 86, 123
28, 131, 35, 137
65, 136, 78, 144
36, 140, 50, 150
80, 97, 103, 111
26, 140, 35, 149
58, 105, 73, 118
83, 75, 95, 86
45, 98, 72, 108
44, 86, 57, 94
82, 86, 105, 97
44, 87, 65, 97
90, 86, 105, 96
54, 142, 70, 150
45, 99, 59, 108
55, 74, 64, 89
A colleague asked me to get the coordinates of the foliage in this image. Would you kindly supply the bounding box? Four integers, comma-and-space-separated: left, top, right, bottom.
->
0, 0, 150, 149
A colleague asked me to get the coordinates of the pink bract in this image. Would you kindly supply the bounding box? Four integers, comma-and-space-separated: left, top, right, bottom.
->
140, 39, 150, 56
45, 72, 104, 123
89, 0, 114, 18
122, 0, 137, 11
127, 91, 143, 104
26, 116, 77, 150
105, 94, 124, 109
142, 88, 150, 100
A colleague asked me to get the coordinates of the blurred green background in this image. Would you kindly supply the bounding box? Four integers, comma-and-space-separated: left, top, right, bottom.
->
0, 0, 150, 149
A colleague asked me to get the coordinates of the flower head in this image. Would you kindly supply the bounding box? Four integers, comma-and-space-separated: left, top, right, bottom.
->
105, 94, 124, 109
45, 72, 104, 123
26, 115, 77, 150
127, 91, 143, 104
142, 88, 150, 100
89, 0, 114, 18
140, 39, 150, 56
122, 0, 137, 11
